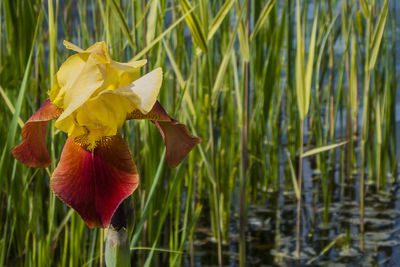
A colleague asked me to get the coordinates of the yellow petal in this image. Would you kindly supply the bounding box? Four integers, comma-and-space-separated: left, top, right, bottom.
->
111, 59, 147, 70
85, 41, 111, 64
63, 40, 84, 53
100, 68, 163, 114
63, 40, 110, 63
71, 94, 133, 148
56, 54, 105, 124
102, 59, 148, 91
80, 94, 132, 134
55, 113, 87, 138
49, 53, 90, 107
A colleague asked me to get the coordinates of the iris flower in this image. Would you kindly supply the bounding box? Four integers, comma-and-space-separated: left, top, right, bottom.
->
11, 41, 200, 228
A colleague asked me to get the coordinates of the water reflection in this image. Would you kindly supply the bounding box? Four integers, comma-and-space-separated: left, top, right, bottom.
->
190, 159, 400, 266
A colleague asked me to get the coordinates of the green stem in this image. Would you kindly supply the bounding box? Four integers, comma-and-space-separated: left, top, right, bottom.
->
239, 1, 250, 266
296, 120, 304, 258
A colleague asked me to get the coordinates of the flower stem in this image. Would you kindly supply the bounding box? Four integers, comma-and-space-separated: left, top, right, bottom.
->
105, 202, 131, 267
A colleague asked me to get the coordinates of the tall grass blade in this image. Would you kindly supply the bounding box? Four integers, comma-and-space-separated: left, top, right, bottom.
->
208, 0, 234, 41
109, 0, 135, 50
302, 141, 348, 158
146, 0, 159, 45
130, 149, 165, 248
295, 0, 305, 120
369, 0, 388, 70
211, 2, 247, 105
350, 33, 358, 122
177, 0, 207, 53
250, 0, 276, 41
285, 150, 300, 200
131, 7, 195, 61
0, 13, 41, 181
0, 86, 24, 127
304, 3, 318, 118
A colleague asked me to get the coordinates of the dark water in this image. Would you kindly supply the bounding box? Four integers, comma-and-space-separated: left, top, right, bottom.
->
188, 143, 400, 266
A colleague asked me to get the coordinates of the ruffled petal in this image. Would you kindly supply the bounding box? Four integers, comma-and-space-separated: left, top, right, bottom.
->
49, 53, 89, 107
50, 135, 138, 228
111, 59, 147, 70
101, 60, 147, 91
126, 101, 201, 168
63, 40, 84, 53
56, 54, 105, 123
100, 68, 163, 114
11, 99, 62, 167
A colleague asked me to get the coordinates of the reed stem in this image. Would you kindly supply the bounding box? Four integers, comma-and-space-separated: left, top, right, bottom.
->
296, 121, 304, 258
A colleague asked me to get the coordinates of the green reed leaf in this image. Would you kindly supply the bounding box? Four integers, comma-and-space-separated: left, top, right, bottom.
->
285, 149, 300, 200
131, 6, 195, 61
208, 0, 234, 41
110, 0, 135, 50
177, 0, 208, 53
250, 0, 276, 41
304, 3, 318, 119
369, 0, 388, 70
302, 141, 348, 158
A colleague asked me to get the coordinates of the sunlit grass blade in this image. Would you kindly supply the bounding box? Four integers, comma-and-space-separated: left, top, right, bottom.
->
131, 247, 183, 254
207, 0, 234, 41
302, 141, 348, 158
350, 33, 358, 121
250, 0, 276, 41
368, 0, 388, 70
109, 0, 135, 50
0, 86, 24, 127
131, 7, 195, 61
162, 38, 196, 115
161, 39, 185, 89
236, 0, 249, 62
47, 0, 58, 84
360, 0, 370, 18
146, 0, 159, 45
0, 12, 41, 177
130, 149, 165, 248
295, 0, 305, 120
177, 0, 207, 53
306, 234, 345, 264
303, 3, 318, 118
285, 149, 300, 200
211, 1, 247, 105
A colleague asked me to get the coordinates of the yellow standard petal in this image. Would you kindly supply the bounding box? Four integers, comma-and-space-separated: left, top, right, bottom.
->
100, 67, 163, 114
63, 40, 84, 53
49, 53, 89, 107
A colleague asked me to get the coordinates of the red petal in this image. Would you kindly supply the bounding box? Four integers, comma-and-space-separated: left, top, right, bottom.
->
11, 99, 62, 167
126, 101, 201, 168
154, 120, 201, 168
126, 101, 170, 121
50, 135, 138, 228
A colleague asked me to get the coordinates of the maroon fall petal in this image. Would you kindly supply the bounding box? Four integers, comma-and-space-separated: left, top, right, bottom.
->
154, 120, 201, 168
50, 135, 139, 228
126, 101, 201, 167
126, 101, 171, 121
11, 99, 62, 167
